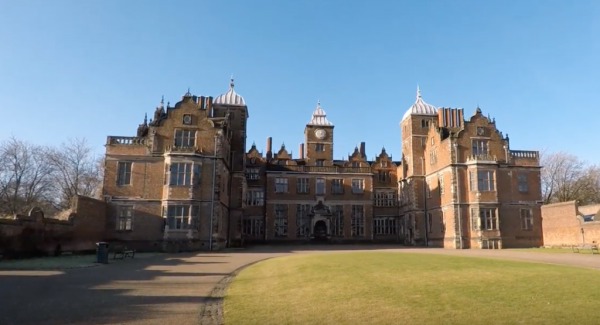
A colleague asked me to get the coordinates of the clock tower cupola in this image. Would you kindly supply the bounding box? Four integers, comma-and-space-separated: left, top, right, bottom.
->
304, 100, 334, 166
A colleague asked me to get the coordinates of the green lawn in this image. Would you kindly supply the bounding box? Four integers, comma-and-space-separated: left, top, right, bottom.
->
224, 252, 600, 325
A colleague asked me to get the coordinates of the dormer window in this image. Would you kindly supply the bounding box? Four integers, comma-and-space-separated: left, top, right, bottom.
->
351, 161, 359, 168
381, 160, 388, 168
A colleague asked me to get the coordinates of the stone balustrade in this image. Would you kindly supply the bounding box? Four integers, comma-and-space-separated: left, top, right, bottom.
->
106, 136, 147, 145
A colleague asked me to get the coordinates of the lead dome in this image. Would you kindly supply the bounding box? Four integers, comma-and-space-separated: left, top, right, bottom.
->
401, 86, 437, 121
213, 78, 246, 106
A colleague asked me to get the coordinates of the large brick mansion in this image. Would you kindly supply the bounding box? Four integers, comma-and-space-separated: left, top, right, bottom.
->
101, 79, 543, 251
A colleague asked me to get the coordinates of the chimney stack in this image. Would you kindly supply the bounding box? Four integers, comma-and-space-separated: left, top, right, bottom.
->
299, 143, 305, 159
359, 142, 366, 158
266, 137, 273, 160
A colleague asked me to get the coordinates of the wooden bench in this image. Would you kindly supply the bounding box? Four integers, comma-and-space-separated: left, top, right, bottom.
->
113, 247, 136, 260
571, 243, 599, 254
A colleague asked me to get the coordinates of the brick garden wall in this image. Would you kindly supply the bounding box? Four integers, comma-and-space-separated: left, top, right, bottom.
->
0, 196, 107, 258
541, 201, 600, 246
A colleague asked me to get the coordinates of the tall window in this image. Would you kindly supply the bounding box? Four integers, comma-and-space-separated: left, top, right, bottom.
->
472, 139, 488, 155
520, 209, 533, 230
174, 129, 196, 147
440, 211, 445, 232
351, 205, 365, 236
242, 218, 263, 236
117, 206, 134, 231
471, 208, 498, 230
426, 180, 431, 198
351, 179, 364, 193
374, 217, 396, 235
517, 172, 528, 192
316, 178, 326, 194
427, 213, 433, 233
246, 167, 260, 180
439, 174, 444, 195
117, 162, 132, 185
296, 204, 311, 237
375, 191, 395, 207
166, 205, 193, 230
470, 170, 494, 191
274, 204, 288, 237
331, 205, 344, 236
246, 189, 264, 206
169, 163, 193, 186
315, 144, 325, 152
275, 178, 288, 193
331, 179, 344, 194
296, 178, 310, 194
378, 171, 390, 182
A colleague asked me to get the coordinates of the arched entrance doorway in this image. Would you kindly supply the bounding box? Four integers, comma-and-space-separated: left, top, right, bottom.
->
313, 220, 327, 241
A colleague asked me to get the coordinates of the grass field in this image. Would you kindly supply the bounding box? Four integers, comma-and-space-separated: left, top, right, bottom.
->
223, 252, 600, 325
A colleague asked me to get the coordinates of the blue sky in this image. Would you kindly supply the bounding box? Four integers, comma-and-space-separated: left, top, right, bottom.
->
1, 0, 599, 162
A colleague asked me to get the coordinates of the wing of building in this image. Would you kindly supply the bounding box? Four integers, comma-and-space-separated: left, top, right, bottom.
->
102, 81, 543, 251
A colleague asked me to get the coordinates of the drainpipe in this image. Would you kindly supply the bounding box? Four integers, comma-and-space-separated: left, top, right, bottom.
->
421, 157, 429, 246
209, 135, 218, 251
454, 142, 464, 249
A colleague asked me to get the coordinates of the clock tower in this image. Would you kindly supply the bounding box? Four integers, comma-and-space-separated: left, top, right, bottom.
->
304, 100, 334, 166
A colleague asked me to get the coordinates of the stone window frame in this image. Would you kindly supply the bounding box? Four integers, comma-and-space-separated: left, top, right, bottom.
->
315, 178, 326, 195
246, 189, 264, 206
116, 161, 133, 186
295, 204, 311, 237
330, 205, 344, 236
471, 139, 489, 156
331, 179, 344, 194
274, 204, 288, 237
469, 170, 495, 192
173, 129, 197, 148
351, 179, 364, 194
520, 208, 533, 230
274, 177, 288, 193
438, 173, 444, 195
168, 162, 200, 186
163, 205, 200, 231
315, 143, 325, 152
374, 217, 397, 235
374, 190, 396, 207
117, 205, 134, 231
296, 178, 310, 194
245, 167, 260, 180
517, 172, 529, 192
241, 217, 263, 237
316, 159, 325, 167
470, 207, 498, 230
351, 205, 365, 236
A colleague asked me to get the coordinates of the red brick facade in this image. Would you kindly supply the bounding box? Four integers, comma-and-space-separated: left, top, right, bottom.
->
98, 84, 544, 250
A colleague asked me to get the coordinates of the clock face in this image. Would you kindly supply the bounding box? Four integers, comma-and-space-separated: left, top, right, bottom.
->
315, 129, 326, 140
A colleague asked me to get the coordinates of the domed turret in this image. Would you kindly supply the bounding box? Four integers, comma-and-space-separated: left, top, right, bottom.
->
401, 86, 437, 121
214, 77, 246, 106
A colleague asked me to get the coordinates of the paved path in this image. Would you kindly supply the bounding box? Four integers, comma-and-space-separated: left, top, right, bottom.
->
1, 246, 599, 325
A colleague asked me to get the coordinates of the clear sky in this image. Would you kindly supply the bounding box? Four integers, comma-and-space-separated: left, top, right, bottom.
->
1, 0, 599, 163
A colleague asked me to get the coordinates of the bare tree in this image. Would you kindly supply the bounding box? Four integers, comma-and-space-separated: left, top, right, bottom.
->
0, 137, 54, 215
46, 138, 102, 209
541, 150, 600, 204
